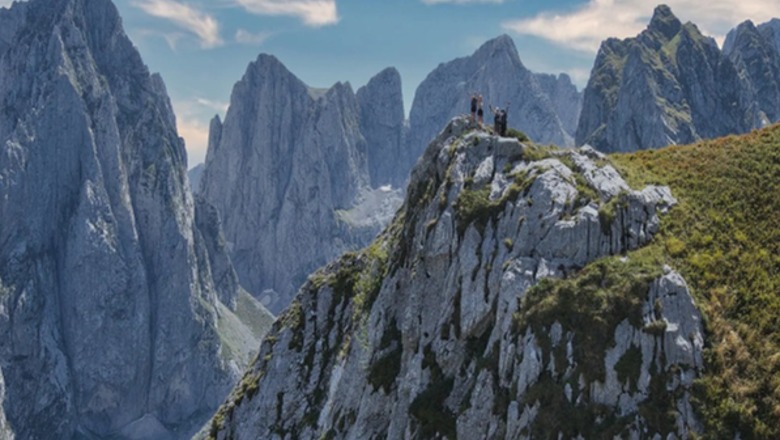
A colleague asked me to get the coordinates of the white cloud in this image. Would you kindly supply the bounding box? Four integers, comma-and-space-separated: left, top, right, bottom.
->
0, 1, 14, 9
235, 29, 272, 45
422, 0, 504, 4
233, 0, 338, 27
133, 0, 222, 48
503, 0, 780, 53
195, 98, 230, 113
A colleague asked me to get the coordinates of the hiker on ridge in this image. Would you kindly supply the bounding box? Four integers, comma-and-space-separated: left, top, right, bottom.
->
489, 104, 502, 134
477, 95, 484, 126
470, 93, 478, 122
500, 103, 510, 136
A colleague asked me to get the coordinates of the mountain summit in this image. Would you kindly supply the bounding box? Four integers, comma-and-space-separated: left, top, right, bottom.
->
407, 34, 581, 162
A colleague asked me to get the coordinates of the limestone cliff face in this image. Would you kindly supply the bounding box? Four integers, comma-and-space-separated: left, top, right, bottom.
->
534, 73, 583, 138
357, 67, 409, 189
407, 35, 581, 163
199, 56, 404, 313
724, 20, 780, 125
0, 0, 273, 438
577, 5, 760, 152
204, 117, 704, 439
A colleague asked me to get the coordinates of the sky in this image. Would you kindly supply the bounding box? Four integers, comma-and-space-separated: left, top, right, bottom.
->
3, 0, 780, 167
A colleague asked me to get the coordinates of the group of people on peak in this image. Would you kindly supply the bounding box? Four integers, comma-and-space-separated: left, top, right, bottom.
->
470, 93, 510, 137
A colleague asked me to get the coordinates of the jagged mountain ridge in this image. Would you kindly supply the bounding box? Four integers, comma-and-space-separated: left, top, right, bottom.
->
0, 0, 273, 438
199, 55, 406, 314
723, 20, 780, 124
203, 117, 704, 439
407, 35, 581, 165
577, 4, 780, 153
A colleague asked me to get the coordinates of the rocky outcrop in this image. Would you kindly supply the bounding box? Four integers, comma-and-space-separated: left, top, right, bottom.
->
577, 5, 760, 152
407, 35, 581, 163
0, 0, 273, 438
724, 20, 780, 125
199, 56, 404, 313
204, 116, 704, 439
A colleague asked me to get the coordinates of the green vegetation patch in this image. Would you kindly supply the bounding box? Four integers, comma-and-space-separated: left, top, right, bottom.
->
612, 124, 780, 438
454, 169, 534, 236
506, 127, 530, 143
513, 244, 665, 384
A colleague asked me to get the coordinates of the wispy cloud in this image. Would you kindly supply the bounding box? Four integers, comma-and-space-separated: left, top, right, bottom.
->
136, 28, 187, 50
422, 0, 504, 4
235, 29, 272, 45
503, 0, 780, 53
233, 0, 339, 27
0, 1, 14, 9
133, 0, 222, 48
195, 98, 230, 113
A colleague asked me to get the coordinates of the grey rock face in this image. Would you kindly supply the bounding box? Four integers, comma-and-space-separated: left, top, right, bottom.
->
188, 163, 205, 193
199, 56, 404, 313
759, 18, 780, 53
534, 72, 583, 137
356, 67, 409, 188
408, 35, 581, 162
724, 20, 780, 125
205, 116, 703, 439
577, 5, 760, 152
0, 0, 272, 438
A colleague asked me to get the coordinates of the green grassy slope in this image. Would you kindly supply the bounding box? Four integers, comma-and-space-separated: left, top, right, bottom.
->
612, 124, 780, 438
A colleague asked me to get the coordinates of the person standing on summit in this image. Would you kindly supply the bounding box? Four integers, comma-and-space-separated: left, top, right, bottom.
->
489, 104, 502, 134
477, 95, 484, 126
500, 103, 510, 136
470, 93, 478, 122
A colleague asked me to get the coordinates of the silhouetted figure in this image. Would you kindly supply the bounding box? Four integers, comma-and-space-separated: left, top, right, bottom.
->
470, 93, 478, 121
477, 95, 484, 125
500, 103, 510, 136
490, 105, 502, 134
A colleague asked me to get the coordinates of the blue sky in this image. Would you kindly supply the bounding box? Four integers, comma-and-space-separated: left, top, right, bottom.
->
3, 0, 779, 166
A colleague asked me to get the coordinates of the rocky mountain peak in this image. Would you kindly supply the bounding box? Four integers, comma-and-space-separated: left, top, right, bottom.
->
577, 5, 760, 152
723, 20, 758, 55
472, 33, 521, 65
723, 18, 780, 123
648, 4, 682, 40
407, 34, 580, 171
759, 18, 780, 52
356, 66, 407, 187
